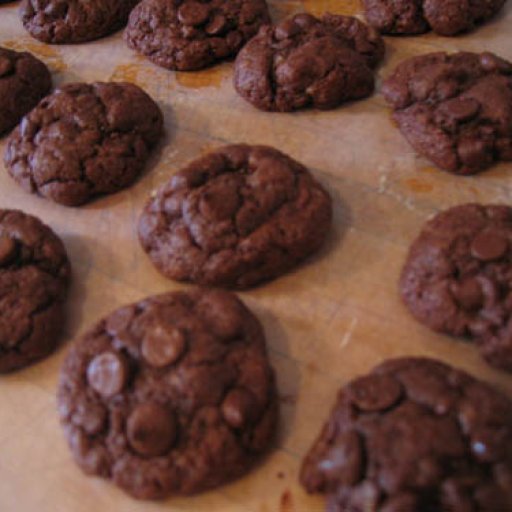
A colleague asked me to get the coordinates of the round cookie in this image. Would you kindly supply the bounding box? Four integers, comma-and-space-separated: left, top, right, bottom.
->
234, 13, 383, 112
382, 52, 512, 175
400, 204, 512, 372
301, 357, 512, 511
57, 289, 278, 499
363, 0, 506, 36
0, 209, 70, 373
4, 82, 163, 206
138, 144, 332, 289
20, 0, 141, 44
0, 47, 51, 136
125, 0, 271, 71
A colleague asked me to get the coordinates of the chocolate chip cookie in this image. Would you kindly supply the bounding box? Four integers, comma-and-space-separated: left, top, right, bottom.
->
125, 0, 271, 71
234, 13, 383, 112
401, 204, 512, 372
0, 47, 51, 136
363, 0, 506, 36
0, 209, 70, 373
382, 52, 512, 175
301, 357, 512, 511
4, 82, 163, 206
20, 0, 141, 44
57, 288, 278, 499
138, 144, 332, 289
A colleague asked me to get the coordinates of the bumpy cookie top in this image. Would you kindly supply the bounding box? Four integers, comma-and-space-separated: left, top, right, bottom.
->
125, 0, 271, 71
301, 357, 512, 511
4, 82, 163, 206
0, 209, 70, 372
138, 144, 332, 288
401, 204, 512, 372
234, 13, 383, 112
382, 52, 512, 175
20, 0, 141, 43
0, 46, 52, 136
363, 0, 505, 35
58, 289, 278, 499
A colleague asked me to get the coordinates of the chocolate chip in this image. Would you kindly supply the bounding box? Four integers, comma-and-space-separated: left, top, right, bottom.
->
471, 427, 509, 463
178, 1, 211, 27
347, 374, 402, 411
105, 306, 134, 337
381, 494, 418, 512
450, 278, 483, 310
275, 18, 301, 40
471, 230, 509, 261
87, 352, 128, 397
72, 403, 107, 435
437, 97, 480, 124
205, 13, 227, 35
0, 56, 13, 77
0, 235, 17, 266
141, 324, 186, 367
198, 182, 240, 221
480, 52, 512, 73
316, 431, 362, 486
222, 388, 257, 428
127, 403, 177, 456
457, 137, 491, 169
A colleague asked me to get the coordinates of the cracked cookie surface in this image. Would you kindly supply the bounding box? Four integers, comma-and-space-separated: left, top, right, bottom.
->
234, 13, 383, 112
57, 288, 278, 499
0, 209, 70, 373
382, 52, 512, 175
138, 144, 332, 289
20, 0, 141, 44
125, 0, 271, 71
363, 0, 506, 35
4, 82, 163, 206
0, 47, 52, 136
401, 204, 512, 372
301, 357, 512, 511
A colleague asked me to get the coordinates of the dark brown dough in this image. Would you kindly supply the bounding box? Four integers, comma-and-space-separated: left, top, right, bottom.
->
301, 357, 512, 511
0, 209, 70, 373
401, 204, 512, 372
382, 52, 512, 175
234, 13, 383, 112
0, 46, 51, 136
4, 82, 163, 206
125, 0, 271, 71
20, 0, 141, 44
363, 0, 506, 36
138, 144, 332, 289
58, 288, 278, 499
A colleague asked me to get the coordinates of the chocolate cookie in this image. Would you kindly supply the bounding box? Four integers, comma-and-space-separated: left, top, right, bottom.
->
20, 0, 141, 44
382, 52, 512, 175
138, 144, 332, 289
234, 13, 383, 112
401, 204, 512, 372
125, 0, 271, 71
57, 288, 278, 499
0, 47, 51, 136
301, 357, 512, 511
4, 82, 163, 206
0, 209, 70, 373
363, 0, 506, 35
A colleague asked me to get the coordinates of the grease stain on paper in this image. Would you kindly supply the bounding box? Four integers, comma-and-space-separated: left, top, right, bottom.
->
175, 65, 225, 89
2, 39, 67, 72
302, 0, 361, 16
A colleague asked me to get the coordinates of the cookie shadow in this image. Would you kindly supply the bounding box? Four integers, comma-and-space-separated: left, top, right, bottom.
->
243, 300, 302, 458
59, 234, 91, 342
291, 182, 352, 280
